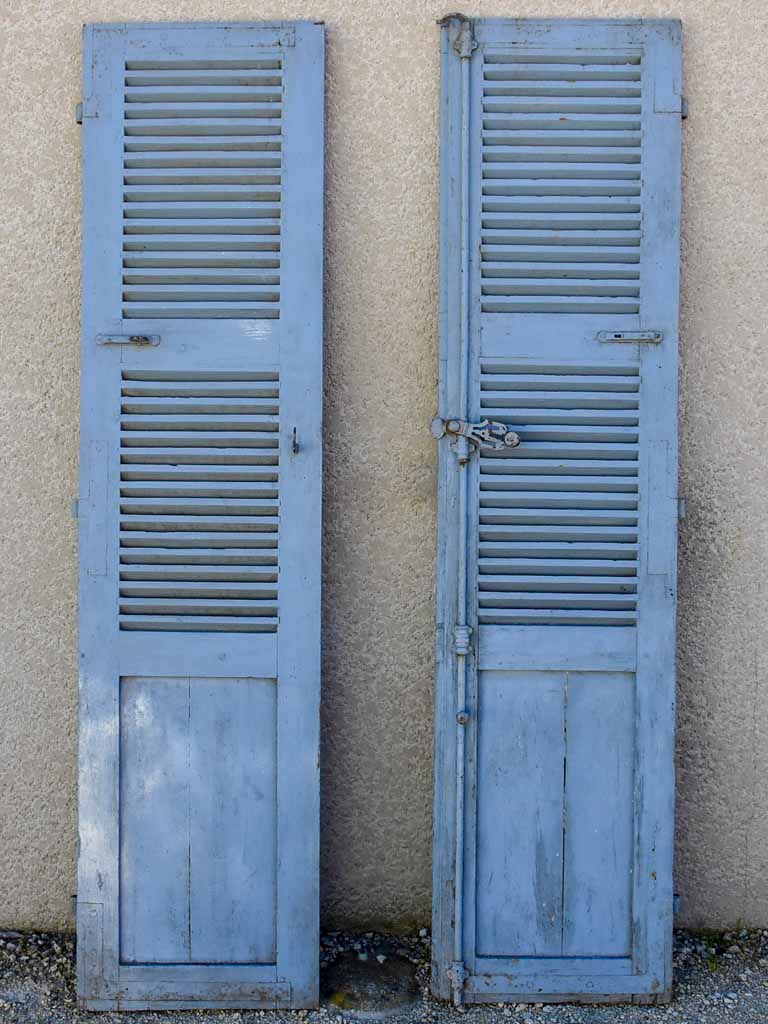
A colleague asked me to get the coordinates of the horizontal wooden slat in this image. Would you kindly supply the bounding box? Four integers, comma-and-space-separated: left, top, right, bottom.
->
481, 50, 644, 316
476, 362, 642, 625
122, 59, 283, 322
119, 368, 281, 633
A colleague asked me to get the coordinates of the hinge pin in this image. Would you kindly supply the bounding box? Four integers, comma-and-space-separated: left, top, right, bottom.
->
453, 625, 472, 655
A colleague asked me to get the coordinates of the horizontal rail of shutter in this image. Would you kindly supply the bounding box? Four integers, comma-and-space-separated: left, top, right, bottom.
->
477, 361, 640, 626
121, 60, 283, 319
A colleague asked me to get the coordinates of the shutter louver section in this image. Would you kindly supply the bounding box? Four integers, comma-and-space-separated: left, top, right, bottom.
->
119, 370, 279, 632
122, 59, 282, 319
477, 362, 639, 626
481, 51, 642, 315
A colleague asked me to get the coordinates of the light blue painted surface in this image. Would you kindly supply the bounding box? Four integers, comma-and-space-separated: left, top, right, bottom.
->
476, 672, 565, 957
432, 17, 681, 1005
77, 20, 324, 1010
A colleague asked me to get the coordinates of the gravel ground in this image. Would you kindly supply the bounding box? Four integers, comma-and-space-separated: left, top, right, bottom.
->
0, 927, 765, 1024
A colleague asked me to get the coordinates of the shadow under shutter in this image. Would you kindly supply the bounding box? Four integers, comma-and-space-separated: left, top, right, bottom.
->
77, 21, 323, 1010
432, 17, 681, 1005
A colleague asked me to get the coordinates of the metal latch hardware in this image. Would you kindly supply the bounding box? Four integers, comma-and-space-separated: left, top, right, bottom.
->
597, 330, 663, 344
96, 334, 160, 347
431, 416, 520, 451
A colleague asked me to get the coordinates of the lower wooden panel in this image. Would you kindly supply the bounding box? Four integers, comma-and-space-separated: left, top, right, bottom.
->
476, 672, 564, 957
474, 670, 635, 961
119, 676, 277, 965
563, 674, 634, 956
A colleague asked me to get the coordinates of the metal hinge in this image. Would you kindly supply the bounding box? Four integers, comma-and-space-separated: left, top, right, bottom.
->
71, 498, 80, 520
673, 893, 681, 916
439, 14, 477, 60
75, 102, 83, 125
447, 959, 467, 997
681, 97, 689, 120
431, 416, 520, 464
453, 19, 476, 59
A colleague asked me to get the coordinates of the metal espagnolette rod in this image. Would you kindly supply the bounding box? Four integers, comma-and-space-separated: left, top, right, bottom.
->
431, 416, 520, 464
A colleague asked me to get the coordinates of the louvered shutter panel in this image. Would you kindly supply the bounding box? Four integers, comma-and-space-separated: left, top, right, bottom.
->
432, 18, 681, 1004
77, 22, 323, 1010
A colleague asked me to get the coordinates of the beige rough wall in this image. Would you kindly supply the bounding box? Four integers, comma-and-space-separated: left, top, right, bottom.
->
1, 0, 766, 932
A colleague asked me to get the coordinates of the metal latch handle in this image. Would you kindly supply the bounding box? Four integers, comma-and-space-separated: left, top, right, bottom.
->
596, 330, 662, 344
96, 334, 160, 347
431, 416, 520, 451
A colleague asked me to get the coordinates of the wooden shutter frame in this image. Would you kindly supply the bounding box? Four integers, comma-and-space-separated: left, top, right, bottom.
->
431, 16, 682, 1005
77, 21, 324, 1010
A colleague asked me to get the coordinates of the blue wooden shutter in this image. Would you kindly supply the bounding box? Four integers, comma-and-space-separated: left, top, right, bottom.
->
432, 17, 681, 1005
77, 21, 323, 1010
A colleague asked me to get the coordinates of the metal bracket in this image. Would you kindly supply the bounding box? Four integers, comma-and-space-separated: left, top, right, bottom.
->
71, 498, 80, 520
432, 416, 520, 462
681, 97, 689, 120
75, 101, 83, 125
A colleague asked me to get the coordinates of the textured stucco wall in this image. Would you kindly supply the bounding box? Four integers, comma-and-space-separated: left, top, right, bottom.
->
1, 0, 766, 932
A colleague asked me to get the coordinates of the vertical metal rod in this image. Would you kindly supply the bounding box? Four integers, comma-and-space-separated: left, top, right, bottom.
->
452, 21, 472, 1007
